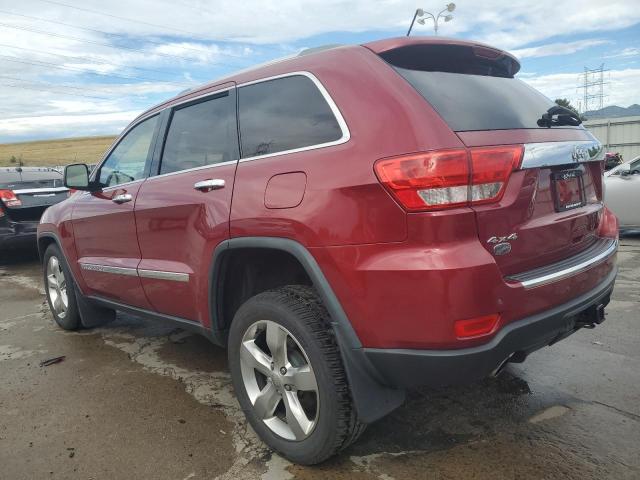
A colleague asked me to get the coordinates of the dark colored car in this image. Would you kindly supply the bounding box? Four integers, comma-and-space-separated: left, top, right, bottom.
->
38, 37, 618, 464
605, 152, 623, 171
0, 167, 67, 249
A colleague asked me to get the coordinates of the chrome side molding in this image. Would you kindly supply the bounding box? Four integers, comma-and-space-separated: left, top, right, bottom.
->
79, 263, 189, 282
521, 139, 604, 170
80, 263, 138, 277
138, 269, 189, 283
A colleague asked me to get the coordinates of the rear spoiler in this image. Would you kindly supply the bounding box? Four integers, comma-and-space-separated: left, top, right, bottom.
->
364, 37, 520, 78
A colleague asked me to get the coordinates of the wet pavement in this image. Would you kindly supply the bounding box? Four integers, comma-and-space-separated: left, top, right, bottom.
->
1, 238, 639, 480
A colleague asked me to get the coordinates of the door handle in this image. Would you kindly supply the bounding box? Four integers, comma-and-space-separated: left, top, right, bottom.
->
112, 193, 133, 204
194, 179, 225, 192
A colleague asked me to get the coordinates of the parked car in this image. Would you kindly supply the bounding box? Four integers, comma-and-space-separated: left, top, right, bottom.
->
37, 37, 619, 464
605, 154, 640, 230
0, 167, 67, 249
604, 152, 624, 171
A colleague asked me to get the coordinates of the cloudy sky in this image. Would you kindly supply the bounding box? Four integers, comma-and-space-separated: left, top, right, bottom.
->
1, 0, 639, 142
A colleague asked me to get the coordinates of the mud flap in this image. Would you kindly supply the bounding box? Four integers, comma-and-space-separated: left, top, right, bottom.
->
332, 322, 406, 423
75, 286, 116, 328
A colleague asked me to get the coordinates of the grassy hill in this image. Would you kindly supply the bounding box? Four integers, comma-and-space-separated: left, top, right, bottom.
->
0, 136, 117, 167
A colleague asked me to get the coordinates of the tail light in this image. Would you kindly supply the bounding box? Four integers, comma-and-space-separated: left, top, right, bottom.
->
374, 145, 523, 212
0, 189, 21, 207
598, 207, 619, 240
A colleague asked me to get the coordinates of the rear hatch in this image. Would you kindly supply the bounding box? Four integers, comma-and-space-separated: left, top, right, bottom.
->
374, 41, 604, 275
0, 169, 68, 222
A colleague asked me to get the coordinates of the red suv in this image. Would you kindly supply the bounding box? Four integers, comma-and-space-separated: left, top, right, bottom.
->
38, 37, 618, 464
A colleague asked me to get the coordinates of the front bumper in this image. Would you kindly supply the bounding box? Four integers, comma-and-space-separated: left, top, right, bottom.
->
364, 265, 617, 389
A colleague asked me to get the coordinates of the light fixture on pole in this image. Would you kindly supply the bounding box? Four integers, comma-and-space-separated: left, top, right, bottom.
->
407, 3, 456, 36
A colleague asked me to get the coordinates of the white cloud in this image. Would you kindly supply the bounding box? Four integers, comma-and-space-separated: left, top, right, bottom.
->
1, 0, 640, 141
521, 68, 640, 110
511, 40, 610, 59
0, 110, 141, 137
605, 47, 640, 59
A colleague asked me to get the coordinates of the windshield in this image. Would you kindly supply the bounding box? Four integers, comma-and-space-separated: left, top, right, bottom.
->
608, 156, 640, 175
393, 67, 574, 132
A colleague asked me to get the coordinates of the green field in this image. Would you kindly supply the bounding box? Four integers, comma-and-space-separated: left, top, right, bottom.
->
0, 136, 117, 167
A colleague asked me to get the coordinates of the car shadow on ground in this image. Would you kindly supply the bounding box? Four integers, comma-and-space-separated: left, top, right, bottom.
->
95, 311, 550, 461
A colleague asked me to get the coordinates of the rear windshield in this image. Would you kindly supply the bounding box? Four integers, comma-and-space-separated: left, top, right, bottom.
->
0, 171, 63, 189
394, 67, 557, 132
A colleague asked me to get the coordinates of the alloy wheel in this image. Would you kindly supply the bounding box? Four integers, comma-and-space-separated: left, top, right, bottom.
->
239, 319, 319, 441
46, 256, 68, 319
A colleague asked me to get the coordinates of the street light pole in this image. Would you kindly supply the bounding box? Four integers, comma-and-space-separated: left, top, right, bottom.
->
407, 3, 456, 36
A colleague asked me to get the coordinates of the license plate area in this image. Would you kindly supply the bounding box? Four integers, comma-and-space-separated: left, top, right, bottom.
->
551, 169, 585, 212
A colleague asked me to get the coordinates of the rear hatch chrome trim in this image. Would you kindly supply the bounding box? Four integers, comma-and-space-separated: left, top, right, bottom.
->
521, 139, 604, 169
506, 237, 617, 289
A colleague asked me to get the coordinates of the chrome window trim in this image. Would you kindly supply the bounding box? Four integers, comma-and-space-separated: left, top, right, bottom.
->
138, 269, 190, 282
164, 85, 233, 111
506, 238, 617, 289
100, 178, 145, 192
79, 263, 138, 277
147, 159, 239, 181
521, 138, 604, 170
237, 71, 351, 163
13, 187, 68, 194
79, 262, 189, 282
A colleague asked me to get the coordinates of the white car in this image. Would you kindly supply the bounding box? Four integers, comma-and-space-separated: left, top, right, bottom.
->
605, 155, 640, 230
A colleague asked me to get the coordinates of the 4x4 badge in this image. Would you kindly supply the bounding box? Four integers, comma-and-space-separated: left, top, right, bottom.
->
572, 145, 589, 162
487, 233, 517, 256
487, 233, 518, 244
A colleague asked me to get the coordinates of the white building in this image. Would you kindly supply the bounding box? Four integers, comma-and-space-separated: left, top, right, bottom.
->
583, 115, 640, 160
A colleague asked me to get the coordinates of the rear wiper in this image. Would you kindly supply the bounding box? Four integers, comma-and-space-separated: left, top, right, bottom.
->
537, 105, 582, 128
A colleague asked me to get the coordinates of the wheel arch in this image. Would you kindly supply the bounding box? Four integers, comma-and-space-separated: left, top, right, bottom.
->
209, 237, 405, 423
37, 233, 58, 261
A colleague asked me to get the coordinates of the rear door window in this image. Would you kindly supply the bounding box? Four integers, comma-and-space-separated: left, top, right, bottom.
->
238, 75, 343, 158
160, 90, 238, 175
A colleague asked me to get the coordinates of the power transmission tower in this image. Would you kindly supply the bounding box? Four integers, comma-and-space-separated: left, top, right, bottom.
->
578, 64, 609, 113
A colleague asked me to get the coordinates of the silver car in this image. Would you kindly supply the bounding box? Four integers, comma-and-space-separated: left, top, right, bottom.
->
605, 155, 640, 230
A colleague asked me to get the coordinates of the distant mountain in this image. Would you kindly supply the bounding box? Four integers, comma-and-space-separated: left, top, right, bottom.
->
583, 104, 640, 119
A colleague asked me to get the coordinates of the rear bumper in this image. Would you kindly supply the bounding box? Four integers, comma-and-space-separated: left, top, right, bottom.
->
364, 265, 616, 389
0, 217, 38, 248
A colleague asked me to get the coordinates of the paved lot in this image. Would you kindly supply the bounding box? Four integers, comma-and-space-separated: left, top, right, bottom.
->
1, 237, 639, 480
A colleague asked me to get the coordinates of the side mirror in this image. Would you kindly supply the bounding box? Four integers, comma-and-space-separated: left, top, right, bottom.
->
64, 163, 97, 191
620, 169, 630, 177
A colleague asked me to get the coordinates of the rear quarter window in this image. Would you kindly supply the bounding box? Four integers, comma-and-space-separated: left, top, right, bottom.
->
238, 75, 343, 158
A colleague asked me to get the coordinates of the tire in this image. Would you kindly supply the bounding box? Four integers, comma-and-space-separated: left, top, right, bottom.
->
43, 243, 81, 330
228, 285, 365, 465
